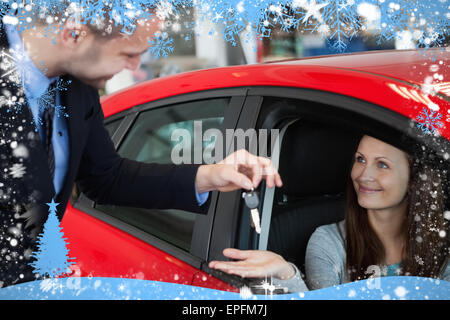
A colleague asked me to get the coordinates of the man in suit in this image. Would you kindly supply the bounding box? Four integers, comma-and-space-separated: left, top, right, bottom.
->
0, 12, 282, 287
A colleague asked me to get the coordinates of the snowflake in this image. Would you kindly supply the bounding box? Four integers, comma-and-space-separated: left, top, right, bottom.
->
223, 23, 246, 46
0, 92, 22, 110
310, 0, 362, 52
239, 285, 253, 299
416, 29, 446, 54
376, 1, 449, 53
148, 33, 175, 59
13, 204, 23, 215
301, 0, 329, 24
416, 107, 444, 135
376, 0, 413, 42
348, 289, 357, 297
197, 0, 364, 52
249, 275, 280, 298
155, 0, 175, 20
40, 278, 59, 292
14, 6, 38, 34
0, 47, 37, 111
0, 47, 33, 89
9, 163, 26, 178
0, 0, 448, 59
267, 4, 300, 33
32, 79, 72, 128
80, 0, 152, 35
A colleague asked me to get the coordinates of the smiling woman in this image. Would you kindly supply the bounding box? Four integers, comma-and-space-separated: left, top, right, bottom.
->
346, 136, 412, 278
208, 134, 450, 292
345, 136, 448, 283
351, 136, 410, 211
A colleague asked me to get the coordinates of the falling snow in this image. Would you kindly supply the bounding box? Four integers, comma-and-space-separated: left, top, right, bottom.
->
239, 285, 253, 299
8, 163, 26, 178
0, 0, 445, 55
0, 0, 448, 300
444, 211, 450, 221
394, 286, 408, 299
12, 144, 28, 158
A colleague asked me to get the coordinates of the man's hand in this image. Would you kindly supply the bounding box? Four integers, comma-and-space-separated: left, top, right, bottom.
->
195, 149, 283, 193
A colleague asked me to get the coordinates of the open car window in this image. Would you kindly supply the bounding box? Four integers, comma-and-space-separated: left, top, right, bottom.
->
232, 93, 449, 289
95, 98, 229, 252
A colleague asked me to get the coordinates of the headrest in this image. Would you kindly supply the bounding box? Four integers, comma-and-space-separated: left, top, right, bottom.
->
278, 120, 361, 198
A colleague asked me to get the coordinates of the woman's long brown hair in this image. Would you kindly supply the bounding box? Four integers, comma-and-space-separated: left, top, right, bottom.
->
345, 145, 449, 282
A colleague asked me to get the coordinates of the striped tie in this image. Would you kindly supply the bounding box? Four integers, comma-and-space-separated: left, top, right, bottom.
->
42, 82, 56, 182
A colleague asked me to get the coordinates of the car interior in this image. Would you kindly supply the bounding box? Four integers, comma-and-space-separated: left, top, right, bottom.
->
267, 119, 361, 274
233, 95, 449, 293
74, 92, 448, 293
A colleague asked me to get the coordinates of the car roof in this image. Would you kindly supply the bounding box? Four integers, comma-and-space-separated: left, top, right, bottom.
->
101, 49, 449, 140
267, 49, 448, 94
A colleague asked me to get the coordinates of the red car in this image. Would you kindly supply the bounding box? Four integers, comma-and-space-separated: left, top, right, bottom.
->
61, 49, 450, 293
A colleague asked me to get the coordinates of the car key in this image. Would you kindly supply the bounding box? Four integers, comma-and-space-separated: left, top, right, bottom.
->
242, 189, 261, 234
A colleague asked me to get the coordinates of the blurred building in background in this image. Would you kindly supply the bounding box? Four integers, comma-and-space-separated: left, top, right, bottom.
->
104, 3, 414, 95
105, 6, 251, 94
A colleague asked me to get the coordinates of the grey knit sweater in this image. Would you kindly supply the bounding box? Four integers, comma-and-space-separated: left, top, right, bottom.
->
271, 220, 450, 293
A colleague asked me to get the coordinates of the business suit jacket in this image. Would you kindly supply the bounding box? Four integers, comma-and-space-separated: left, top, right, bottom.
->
0, 23, 208, 287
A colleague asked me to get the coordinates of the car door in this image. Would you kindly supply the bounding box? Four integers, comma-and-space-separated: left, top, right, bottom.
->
64, 88, 246, 291
203, 86, 449, 293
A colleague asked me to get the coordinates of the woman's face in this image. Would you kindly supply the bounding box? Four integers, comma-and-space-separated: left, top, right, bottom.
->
351, 135, 410, 211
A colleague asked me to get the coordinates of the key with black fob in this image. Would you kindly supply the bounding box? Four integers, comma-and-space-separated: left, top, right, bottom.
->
242, 189, 261, 234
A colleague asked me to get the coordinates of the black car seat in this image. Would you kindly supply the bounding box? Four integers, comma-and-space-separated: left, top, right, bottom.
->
267, 119, 360, 274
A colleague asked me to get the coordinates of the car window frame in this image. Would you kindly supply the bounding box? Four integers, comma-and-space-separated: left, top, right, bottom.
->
71, 88, 248, 271
72, 85, 449, 290
204, 85, 450, 289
